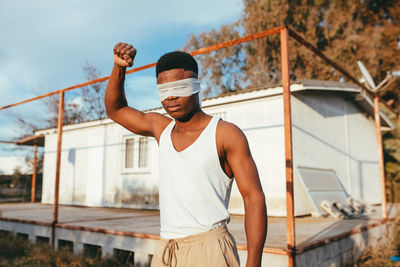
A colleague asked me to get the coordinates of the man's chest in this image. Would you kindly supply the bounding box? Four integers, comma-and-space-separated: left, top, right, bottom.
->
170, 128, 232, 177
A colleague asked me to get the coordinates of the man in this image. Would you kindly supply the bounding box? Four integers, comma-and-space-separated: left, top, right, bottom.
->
105, 42, 267, 267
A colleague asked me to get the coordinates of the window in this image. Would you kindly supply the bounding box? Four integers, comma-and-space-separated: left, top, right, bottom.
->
122, 135, 150, 173
138, 137, 148, 168
125, 138, 135, 168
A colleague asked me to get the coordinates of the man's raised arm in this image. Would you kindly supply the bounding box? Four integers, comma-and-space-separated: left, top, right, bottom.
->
104, 43, 170, 141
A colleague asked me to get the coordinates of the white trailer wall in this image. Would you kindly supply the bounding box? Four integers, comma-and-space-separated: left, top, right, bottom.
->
41, 121, 160, 209
291, 91, 380, 216
203, 95, 287, 216
39, 85, 384, 217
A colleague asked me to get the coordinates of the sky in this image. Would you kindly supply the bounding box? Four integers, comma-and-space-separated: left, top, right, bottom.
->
0, 0, 243, 158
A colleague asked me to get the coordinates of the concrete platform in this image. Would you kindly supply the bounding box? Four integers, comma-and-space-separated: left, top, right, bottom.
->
0, 202, 398, 266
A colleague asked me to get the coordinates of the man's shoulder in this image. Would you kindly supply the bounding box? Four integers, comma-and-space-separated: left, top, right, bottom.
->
216, 119, 249, 154
216, 119, 245, 139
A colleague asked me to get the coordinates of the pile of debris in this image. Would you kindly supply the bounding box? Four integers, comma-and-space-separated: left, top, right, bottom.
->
320, 197, 375, 219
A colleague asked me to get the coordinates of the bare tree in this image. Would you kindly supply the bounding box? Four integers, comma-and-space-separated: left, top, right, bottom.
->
11, 63, 107, 178
14, 62, 107, 139
80, 61, 107, 121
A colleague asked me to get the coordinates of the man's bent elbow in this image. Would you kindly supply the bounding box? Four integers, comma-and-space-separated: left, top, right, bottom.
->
104, 100, 126, 119
244, 191, 266, 208
105, 109, 114, 120
104, 104, 115, 119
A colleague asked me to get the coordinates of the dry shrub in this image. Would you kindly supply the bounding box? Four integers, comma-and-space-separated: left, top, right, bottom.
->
354, 219, 400, 267
0, 231, 139, 267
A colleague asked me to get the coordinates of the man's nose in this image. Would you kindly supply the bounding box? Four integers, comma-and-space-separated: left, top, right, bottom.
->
164, 96, 179, 101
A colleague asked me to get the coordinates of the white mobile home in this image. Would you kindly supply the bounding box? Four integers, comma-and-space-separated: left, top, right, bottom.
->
36, 80, 393, 216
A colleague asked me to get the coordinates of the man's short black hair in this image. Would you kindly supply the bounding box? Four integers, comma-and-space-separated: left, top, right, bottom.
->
156, 51, 198, 78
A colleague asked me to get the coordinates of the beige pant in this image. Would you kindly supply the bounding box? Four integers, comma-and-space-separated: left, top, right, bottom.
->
151, 226, 240, 267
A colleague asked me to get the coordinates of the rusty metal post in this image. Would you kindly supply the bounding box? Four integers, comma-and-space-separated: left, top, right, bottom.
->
51, 91, 64, 248
373, 96, 388, 219
281, 26, 296, 267
31, 144, 38, 202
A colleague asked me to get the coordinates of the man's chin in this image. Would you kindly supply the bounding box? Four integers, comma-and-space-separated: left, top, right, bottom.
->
168, 111, 194, 122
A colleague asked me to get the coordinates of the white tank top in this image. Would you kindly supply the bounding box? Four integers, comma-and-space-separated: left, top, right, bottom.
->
158, 116, 233, 239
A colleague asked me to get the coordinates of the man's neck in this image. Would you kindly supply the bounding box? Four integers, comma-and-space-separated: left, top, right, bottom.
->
174, 111, 211, 132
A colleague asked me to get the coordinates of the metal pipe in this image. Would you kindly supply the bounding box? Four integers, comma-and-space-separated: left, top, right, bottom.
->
287, 27, 398, 117
0, 26, 285, 111
31, 144, 37, 202
51, 91, 64, 248
374, 96, 388, 219
189, 26, 285, 56
280, 26, 296, 267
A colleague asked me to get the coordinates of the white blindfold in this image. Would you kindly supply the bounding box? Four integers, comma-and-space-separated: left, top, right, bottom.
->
157, 78, 200, 102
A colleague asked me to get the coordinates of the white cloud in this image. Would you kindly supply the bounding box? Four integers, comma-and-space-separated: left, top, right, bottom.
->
0, 0, 243, 105
0, 0, 243, 156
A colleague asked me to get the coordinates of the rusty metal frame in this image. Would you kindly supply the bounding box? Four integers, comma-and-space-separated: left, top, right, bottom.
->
0, 24, 395, 266
280, 27, 296, 267
51, 91, 64, 248
0, 26, 285, 112
287, 27, 390, 220
31, 144, 38, 202
287, 27, 397, 115
374, 96, 388, 219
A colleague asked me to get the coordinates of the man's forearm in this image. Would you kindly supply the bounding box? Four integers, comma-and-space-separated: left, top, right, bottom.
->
104, 64, 128, 116
244, 193, 267, 267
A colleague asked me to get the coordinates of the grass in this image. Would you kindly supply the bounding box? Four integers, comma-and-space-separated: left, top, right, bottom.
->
354, 218, 400, 267
0, 231, 139, 267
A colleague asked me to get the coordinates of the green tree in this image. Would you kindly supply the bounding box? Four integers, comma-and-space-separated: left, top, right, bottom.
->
185, 0, 400, 202
185, 0, 400, 98
383, 109, 400, 202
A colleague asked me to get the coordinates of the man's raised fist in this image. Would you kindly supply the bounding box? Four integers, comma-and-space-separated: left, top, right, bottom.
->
113, 42, 136, 67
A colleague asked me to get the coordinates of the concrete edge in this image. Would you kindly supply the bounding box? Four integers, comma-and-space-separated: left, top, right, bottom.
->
295, 217, 397, 254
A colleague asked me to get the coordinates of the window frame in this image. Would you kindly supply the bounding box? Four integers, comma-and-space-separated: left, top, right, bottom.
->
121, 134, 151, 174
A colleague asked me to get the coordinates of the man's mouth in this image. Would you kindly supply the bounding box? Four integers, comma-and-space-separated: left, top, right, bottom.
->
167, 105, 180, 112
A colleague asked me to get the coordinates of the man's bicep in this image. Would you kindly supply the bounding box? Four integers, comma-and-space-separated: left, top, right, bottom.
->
224, 124, 263, 198
109, 107, 171, 139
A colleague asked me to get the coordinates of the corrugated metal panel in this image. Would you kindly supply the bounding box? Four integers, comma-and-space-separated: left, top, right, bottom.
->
297, 166, 349, 216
